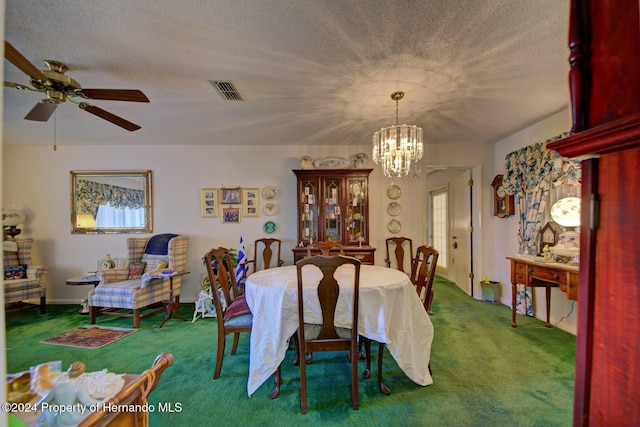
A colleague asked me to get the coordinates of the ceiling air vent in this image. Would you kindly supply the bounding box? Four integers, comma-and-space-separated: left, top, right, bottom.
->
209, 80, 245, 101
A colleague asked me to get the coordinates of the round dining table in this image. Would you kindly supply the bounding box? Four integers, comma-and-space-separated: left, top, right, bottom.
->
244, 264, 434, 397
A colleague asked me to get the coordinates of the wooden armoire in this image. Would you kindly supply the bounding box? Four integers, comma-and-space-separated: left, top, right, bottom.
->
547, 1, 640, 425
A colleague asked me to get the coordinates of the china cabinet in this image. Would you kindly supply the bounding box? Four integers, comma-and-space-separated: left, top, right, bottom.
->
292, 169, 375, 264
547, 1, 640, 424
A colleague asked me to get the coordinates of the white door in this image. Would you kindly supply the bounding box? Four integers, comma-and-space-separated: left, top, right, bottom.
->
450, 170, 472, 295
430, 187, 449, 276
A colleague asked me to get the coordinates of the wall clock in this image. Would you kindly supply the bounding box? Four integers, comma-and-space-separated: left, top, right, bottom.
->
539, 221, 562, 254
491, 174, 514, 218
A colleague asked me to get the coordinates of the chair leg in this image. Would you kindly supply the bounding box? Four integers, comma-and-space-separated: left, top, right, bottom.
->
377, 343, 391, 395
426, 289, 435, 315
89, 306, 98, 324
298, 333, 307, 414
133, 309, 140, 328
291, 333, 300, 366
39, 296, 46, 314
270, 366, 282, 399
362, 336, 372, 379
213, 332, 226, 379
351, 344, 359, 410
231, 332, 240, 355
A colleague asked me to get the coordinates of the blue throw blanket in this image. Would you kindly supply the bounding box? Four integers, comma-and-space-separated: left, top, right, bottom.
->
144, 234, 179, 255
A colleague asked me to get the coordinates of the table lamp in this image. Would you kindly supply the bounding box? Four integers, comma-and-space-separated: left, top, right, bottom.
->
2, 209, 26, 240
549, 196, 581, 261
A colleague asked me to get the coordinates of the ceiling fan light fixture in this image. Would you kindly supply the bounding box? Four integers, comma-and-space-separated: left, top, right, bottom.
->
372, 91, 424, 178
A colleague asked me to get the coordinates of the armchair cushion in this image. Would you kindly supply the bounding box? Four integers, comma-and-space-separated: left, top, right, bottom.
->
3, 238, 47, 313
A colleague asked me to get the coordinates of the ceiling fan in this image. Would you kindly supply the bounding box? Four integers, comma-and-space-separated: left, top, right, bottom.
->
3, 41, 149, 131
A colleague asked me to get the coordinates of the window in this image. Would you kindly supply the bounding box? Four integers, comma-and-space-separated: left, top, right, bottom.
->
431, 188, 448, 273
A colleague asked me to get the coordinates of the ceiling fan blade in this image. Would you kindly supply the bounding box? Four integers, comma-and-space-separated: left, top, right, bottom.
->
80, 103, 141, 131
5, 81, 30, 90
4, 41, 50, 83
79, 89, 149, 102
24, 101, 58, 121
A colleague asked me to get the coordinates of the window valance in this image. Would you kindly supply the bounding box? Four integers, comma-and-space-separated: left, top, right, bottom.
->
76, 179, 145, 217
503, 132, 581, 195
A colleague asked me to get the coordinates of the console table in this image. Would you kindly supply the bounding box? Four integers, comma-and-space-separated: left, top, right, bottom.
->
507, 256, 578, 328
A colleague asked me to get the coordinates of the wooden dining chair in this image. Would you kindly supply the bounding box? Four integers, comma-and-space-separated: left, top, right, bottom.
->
203, 247, 253, 379
241, 238, 284, 277
306, 241, 345, 257
384, 237, 414, 273
410, 245, 439, 314
295, 254, 361, 414
361, 245, 439, 394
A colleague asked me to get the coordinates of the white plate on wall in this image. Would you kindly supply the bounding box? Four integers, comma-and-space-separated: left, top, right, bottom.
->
388, 219, 401, 234
314, 157, 350, 169
387, 202, 401, 216
263, 203, 279, 216
387, 184, 401, 200
262, 186, 280, 201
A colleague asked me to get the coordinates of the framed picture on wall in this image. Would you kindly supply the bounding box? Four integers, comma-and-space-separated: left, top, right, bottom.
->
201, 188, 219, 218
222, 207, 241, 223
221, 187, 242, 204
243, 188, 260, 217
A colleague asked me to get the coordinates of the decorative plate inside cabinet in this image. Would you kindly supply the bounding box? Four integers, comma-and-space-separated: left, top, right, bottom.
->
387, 184, 401, 200
387, 202, 401, 217
388, 219, 402, 234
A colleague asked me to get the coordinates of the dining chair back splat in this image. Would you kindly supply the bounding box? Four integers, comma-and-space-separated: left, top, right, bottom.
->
242, 238, 284, 276
306, 241, 345, 257
410, 245, 439, 314
204, 247, 253, 379
296, 254, 361, 414
384, 237, 414, 273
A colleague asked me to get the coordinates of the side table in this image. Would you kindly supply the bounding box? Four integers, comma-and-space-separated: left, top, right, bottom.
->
65, 276, 100, 314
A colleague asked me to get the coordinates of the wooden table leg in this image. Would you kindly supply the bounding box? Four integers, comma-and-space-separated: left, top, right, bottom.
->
158, 276, 187, 329
511, 283, 517, 328
545, 286, 552, 327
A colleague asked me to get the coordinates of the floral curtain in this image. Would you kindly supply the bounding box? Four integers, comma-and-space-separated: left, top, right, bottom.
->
502, 132, 581, 255
75, 179, 145, 217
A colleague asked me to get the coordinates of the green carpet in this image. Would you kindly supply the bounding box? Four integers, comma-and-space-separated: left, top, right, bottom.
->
5, 277, 575, 426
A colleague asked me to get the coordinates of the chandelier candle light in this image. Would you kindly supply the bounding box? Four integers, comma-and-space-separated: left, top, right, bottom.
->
372, 91, 423, 178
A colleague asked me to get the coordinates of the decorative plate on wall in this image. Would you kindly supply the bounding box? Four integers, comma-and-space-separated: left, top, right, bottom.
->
263, 221, 277, 234
387, 202, 401, 217
387, 184, 402, 200
351, 153, 369, 168
262, 186, 280, 201
388, 219, 402, 234
262, 203, 279, 216
314, 157, 350, 169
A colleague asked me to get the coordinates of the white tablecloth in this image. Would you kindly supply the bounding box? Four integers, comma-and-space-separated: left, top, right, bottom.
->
244, 264, 434, 396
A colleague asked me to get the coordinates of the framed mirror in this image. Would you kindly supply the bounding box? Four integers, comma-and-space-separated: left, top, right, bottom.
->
71, 170, 153, 234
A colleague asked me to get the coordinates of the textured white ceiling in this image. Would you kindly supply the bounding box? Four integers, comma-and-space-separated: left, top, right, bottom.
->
3, 0, 570, 147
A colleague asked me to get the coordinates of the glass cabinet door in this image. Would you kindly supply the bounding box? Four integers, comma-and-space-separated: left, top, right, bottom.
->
346, 177, 367, 244
323, 179, 342, 242
299, 179, 319, 244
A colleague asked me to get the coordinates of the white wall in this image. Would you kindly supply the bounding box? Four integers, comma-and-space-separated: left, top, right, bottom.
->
492, 108, 577, 334
3, 109, 578, 335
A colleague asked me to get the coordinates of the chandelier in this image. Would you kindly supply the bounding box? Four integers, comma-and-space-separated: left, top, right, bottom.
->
372, 91, 423, 178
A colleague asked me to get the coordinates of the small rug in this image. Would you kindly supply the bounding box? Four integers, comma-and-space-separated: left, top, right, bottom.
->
41, 325, 137, 349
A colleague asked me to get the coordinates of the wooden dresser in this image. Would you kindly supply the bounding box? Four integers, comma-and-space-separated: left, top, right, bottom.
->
508, 256, 578, 328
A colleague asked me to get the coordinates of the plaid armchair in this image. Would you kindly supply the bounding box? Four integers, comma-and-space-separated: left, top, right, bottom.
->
88, 234, 188, 328
3, 238, 48, 313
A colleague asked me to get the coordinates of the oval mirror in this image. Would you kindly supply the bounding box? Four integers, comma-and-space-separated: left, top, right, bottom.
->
70, 170, 153, 234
